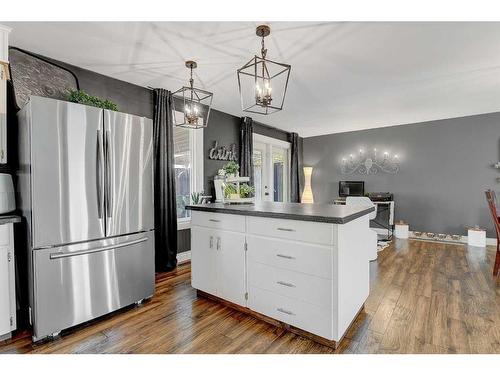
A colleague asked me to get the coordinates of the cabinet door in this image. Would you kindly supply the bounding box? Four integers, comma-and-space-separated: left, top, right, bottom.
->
191, 226, 217, 296
0, 247, 9, 336
216, 230, 246, 306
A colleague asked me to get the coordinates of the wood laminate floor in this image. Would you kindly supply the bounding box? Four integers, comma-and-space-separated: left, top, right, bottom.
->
2, 239, 500, 354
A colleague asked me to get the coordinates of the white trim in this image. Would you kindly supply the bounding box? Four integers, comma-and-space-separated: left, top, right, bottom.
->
177, 251, 191, 264
253, 133, 290, 149
177, 219, 191, 231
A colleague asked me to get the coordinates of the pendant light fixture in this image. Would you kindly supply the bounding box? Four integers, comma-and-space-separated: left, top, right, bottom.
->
237, 25, 291, 115
172, 60, 213, 129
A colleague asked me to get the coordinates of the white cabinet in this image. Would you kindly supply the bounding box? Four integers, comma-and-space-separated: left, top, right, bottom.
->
216, 230, 246, 306
0, 223, 15, 339
190, 210, 370, 345
191, 225, 246, 306
191, 226, 217, 296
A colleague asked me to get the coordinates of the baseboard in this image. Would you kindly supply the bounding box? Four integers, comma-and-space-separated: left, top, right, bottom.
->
177, 250, 191, 264
406, 230, 497, 246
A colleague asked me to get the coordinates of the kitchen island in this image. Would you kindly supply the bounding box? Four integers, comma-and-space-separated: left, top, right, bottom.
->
186, 202, 374, 348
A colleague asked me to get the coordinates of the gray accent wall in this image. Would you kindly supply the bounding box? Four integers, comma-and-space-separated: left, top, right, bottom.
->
303, 112, 500, 237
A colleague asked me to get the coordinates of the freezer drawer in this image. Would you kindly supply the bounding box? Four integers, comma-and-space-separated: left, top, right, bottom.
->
31, 231, 154, 341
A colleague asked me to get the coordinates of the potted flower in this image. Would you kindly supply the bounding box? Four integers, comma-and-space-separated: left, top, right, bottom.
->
223, 161, 240, 178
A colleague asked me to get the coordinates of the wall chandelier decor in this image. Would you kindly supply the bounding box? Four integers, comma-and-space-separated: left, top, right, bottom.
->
237, 25, 291, 115
341, 148, 400, 175
172, 60, 213, 129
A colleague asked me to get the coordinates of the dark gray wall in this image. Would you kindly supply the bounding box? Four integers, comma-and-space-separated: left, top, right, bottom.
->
303, 112, 500, 237
203, 109, 241, 196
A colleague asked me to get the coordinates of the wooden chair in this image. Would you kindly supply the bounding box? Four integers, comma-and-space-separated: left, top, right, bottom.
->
485, 190, 500, 276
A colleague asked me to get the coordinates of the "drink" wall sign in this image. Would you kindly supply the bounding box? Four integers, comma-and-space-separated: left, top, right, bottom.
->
208, 141, 238, 161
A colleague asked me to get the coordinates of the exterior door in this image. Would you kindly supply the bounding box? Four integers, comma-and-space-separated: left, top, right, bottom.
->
104, 111, 154, 237
191, 226, 217, 296
253, 135, 290, 203
31, 97, 105, 248
216, 230, 246, 306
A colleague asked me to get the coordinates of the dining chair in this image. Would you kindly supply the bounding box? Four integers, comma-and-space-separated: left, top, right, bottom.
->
485, 190, 500, 276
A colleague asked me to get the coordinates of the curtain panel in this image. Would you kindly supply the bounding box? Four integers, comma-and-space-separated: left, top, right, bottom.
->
290, 132, 301, 203
153, 88, 178, 272
239, 116, 254, 185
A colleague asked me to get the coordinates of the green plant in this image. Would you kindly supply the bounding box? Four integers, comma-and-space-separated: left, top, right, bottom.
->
223, 161, 239, 176
68, 90, 118, 111
224, 183, 238, 198
191, 192, 202, 204
240, 183, 255, 198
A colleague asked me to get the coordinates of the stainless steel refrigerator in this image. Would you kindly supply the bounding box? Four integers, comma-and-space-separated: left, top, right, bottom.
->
17, 96, 155, 341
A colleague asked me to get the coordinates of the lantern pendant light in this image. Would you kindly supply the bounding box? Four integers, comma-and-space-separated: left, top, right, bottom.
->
237, 25, 291, 115
172, 60, 213, 129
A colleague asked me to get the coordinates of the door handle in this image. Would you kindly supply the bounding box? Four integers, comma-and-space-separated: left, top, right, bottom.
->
96, 130, 104, 219
277, 227, 295, 232
277, 281, 296, 288
209, 219, 220, 223
277, 308, 294, 316
104, 130, 112, 218
216, 237, 221, 250
50, 237, 148, 259
276, 254, 295, 260
209, 236, 214, 249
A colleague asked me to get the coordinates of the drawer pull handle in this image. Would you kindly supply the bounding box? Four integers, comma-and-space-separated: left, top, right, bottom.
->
277, 307, 294, 315
209, 219, 221, 223
277, 281, 295, 288
276, 254, 295, 260
277, 227, 295, 232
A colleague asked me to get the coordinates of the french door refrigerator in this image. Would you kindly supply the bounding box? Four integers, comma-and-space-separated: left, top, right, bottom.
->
17, 96, 155, 341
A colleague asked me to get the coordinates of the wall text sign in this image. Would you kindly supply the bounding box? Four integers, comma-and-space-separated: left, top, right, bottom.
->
208, 141, 238, 161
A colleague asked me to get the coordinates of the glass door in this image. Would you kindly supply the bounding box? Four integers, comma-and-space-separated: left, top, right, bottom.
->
252, 134, 290, 203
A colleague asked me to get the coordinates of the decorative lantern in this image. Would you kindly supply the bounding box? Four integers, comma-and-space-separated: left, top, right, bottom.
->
237, 25, 291, 115
173, 60, 213, 129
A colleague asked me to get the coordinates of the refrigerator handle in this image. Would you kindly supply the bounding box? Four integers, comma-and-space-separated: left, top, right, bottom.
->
96, 130, 104, 219
105, 130, 112, 218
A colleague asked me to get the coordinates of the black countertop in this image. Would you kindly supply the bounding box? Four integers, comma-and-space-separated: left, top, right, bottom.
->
0, 215, 22, 225
186, 202, 374, 224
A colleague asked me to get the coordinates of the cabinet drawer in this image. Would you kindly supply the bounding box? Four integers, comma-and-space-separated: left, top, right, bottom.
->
191, 211, 245, 232
248, 285, 333, 340
246, 216, 333, 245
248, 261, 332, 309
246, 235, 332, 279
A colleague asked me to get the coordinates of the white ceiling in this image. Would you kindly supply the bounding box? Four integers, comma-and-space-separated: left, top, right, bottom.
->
5, 22, 500, 137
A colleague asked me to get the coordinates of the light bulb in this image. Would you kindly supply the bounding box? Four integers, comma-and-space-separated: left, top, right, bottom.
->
194, 106, 199, 114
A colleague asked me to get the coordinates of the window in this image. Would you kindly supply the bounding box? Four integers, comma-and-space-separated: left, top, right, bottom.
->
173, 112, 203, 228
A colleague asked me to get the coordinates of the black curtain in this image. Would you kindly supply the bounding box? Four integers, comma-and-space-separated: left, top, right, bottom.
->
153, 89, 178, 272
239, 116, 254, 185
290, 132, 301, 203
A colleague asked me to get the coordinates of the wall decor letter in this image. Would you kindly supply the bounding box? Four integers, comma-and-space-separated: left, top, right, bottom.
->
209, 141, 238, 161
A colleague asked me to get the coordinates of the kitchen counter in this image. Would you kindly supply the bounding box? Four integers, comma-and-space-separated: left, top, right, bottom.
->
0, 215, 21, 225
188, 201, 373, 348
186, 202, 374, 224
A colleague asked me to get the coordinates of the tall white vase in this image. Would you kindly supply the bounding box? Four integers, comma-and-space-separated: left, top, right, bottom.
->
301, 167, 314, 203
